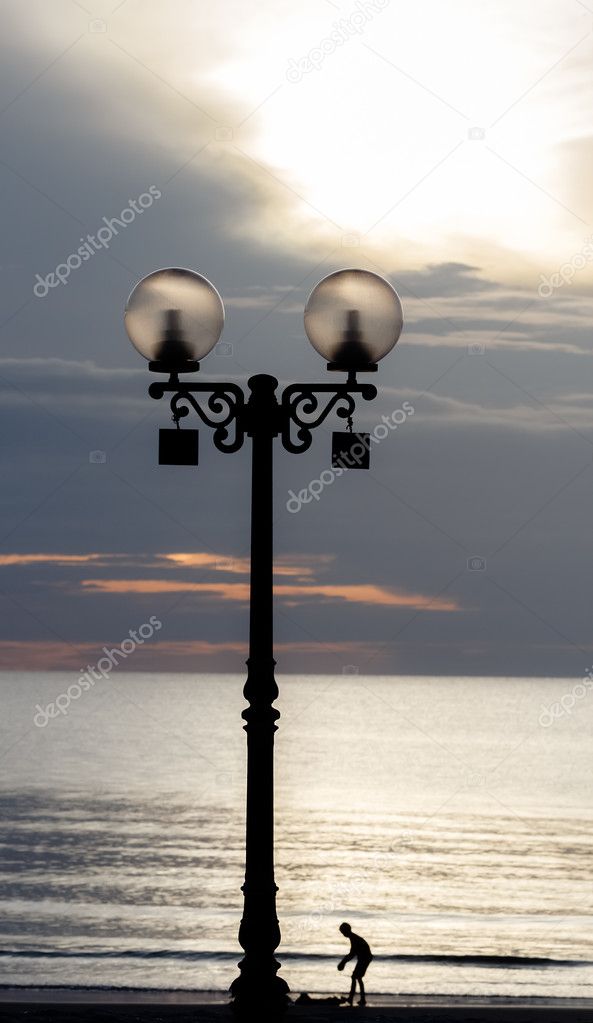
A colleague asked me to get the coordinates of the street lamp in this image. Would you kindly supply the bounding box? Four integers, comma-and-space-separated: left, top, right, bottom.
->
124, 266, 404, 1013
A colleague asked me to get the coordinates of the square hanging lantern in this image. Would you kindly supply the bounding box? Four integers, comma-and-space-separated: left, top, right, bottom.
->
158, 428, 199, 466
331, 431, 371, 470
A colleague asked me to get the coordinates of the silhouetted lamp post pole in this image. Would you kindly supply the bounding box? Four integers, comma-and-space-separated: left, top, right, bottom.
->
124, 267, 403, 1012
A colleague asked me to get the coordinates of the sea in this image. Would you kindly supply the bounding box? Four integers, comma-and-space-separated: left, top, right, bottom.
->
1, 671, 592, 1000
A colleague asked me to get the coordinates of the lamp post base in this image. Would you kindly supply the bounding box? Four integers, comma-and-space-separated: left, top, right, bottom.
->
230, 961, 291, 1015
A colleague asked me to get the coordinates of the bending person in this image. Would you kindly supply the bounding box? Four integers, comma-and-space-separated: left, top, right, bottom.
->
337, 922, 373, 1007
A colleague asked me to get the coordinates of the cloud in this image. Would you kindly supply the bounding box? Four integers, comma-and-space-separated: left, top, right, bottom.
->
0, 638, 378, 670
0, 550, 337, 581
373, 387, 593, 432
0, 2, 591, 678
0, 553, 103, 566
223, 285, 297, 309
160, 551, 334, 578
80, 576, 461, 610
160, 551, 250, 573
396, 263, 500, 298
7, 0, 592, 279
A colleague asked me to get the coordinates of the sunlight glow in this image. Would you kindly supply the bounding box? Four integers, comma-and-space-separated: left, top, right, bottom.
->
203, 0, 591, 268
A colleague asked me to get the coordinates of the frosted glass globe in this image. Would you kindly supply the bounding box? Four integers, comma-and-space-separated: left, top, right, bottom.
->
125, 268, 224, 366
304, 269, 403, 368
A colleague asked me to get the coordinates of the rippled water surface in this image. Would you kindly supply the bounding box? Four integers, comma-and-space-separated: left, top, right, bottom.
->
1, 672, 592, 997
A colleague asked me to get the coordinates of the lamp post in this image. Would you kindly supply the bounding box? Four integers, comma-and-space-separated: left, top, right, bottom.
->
124, 266, 404, 1012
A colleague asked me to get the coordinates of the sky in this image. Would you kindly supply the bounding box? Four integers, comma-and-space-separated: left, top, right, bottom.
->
1, 0, 592, 677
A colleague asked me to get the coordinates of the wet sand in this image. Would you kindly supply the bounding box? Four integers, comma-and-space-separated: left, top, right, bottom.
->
2, 990, 593, 1022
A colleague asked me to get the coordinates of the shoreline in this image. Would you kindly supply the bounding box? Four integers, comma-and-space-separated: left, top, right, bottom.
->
2, 989, 593, 1021
2, 988, 593, 1006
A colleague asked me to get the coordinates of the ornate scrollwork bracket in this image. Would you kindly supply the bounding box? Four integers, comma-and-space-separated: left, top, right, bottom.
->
148, 376, 246, 453
147, 371, 378, 456
280, 378, 377, 453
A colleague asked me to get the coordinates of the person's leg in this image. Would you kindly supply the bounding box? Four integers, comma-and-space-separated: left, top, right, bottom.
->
358, 977, 366, 1005
348, 973, 356, 1005
356, 958, 370, 1005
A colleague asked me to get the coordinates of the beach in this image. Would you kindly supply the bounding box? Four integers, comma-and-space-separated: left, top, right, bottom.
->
2, 990, 593, 1022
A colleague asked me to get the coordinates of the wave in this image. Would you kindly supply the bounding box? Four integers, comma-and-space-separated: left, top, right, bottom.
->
0, 949, 590, 967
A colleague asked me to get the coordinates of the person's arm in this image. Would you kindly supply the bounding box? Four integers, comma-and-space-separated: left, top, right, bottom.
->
337, 945, 355, 970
